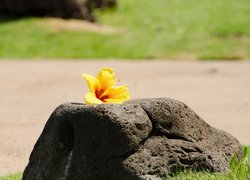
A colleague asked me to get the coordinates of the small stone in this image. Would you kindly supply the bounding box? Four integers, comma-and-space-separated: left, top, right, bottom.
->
23, 98, 242, 180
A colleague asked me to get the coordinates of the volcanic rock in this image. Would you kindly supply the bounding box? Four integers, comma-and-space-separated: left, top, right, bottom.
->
0, 0, 117, 21
23, 98, 242, 180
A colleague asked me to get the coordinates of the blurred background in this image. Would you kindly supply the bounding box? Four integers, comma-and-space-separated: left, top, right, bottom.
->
0, 0, 249, 59
0, 0, 250, 178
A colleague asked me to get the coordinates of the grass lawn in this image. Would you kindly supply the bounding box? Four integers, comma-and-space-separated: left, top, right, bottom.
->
0, 172, 22, 180
0, 0, 249, 59
1, 147, 249, 180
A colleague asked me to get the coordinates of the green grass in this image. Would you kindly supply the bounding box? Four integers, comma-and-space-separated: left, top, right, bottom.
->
0, 147, 250, 179
0, 0, 250, 59
0, 172, 22, 180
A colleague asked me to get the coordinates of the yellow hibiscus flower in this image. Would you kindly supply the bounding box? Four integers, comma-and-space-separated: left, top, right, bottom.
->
82, 68, 131, 105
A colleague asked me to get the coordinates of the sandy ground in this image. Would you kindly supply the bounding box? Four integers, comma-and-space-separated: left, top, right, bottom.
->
0, 60, 250, 176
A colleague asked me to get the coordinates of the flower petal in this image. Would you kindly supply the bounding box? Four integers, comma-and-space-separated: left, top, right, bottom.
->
97, 68, 115, 90
102, 85, 131, 103
84, 92, 103, 105
82, 74, 100, 93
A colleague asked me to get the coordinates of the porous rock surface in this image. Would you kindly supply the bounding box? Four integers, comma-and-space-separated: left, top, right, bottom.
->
23, 98, 242, 180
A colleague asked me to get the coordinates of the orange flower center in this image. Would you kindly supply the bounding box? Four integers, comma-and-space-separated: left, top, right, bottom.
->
95, 89, 109, 102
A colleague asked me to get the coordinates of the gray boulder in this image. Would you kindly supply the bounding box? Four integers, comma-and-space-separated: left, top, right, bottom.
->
23, 98, 242, 180
0, 0, 117, 21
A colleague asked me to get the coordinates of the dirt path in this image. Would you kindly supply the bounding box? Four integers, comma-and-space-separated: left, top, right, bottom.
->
0, 60, 250, 176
